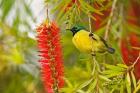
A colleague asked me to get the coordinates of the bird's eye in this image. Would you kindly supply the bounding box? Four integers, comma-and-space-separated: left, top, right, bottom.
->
75, 27, 78, 30
72, 27, 78, 31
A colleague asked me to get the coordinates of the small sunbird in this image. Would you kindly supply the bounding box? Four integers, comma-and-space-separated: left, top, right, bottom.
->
68, 25, 115, 56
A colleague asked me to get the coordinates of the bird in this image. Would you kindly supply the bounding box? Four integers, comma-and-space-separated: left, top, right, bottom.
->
68, 25, 115, 56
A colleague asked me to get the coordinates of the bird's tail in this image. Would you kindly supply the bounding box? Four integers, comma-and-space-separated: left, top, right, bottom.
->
107, 47, 115, 54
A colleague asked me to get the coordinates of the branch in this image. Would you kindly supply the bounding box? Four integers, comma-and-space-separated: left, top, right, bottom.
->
88, 16, 92, 33
104, 0, 118, 40
46, 3, 50, 24
133, 52, 140, 67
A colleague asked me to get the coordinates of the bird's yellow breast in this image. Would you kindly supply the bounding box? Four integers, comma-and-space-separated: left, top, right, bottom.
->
72, 30, 105, 53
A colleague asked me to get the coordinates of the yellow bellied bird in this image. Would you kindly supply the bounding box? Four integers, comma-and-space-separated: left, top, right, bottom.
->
69, 26, 115, 56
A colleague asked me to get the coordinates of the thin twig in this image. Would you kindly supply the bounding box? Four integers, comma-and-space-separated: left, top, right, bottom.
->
88, 16, 92, 33
46, 3, 50, 24
88, 0, 92, 33
104, 0, 117, 40
133, 52, 140, 66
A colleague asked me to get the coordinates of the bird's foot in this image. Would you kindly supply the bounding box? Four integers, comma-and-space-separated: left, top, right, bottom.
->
89, 33, 97, 41
89, 33, 93, 37
91, 53, 96, 56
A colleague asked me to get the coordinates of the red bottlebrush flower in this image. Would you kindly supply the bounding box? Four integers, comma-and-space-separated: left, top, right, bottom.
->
129, 0, 140, 26
36, 21, 64, 93
121, 1, 140, 79
121, 33, 140, 79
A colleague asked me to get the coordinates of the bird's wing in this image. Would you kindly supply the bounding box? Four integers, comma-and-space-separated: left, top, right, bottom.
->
99, 36, 109, 48
89, 32, 109, 48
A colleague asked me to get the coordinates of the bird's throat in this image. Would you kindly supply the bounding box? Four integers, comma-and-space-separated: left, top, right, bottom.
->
72, 31, 78, 36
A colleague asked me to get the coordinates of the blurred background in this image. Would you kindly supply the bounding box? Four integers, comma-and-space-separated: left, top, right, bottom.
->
0, 0, 81, 92
0, 0, 140, 93
0, 0, 46, 92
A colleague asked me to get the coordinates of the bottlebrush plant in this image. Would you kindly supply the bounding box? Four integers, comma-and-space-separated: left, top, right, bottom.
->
121, 33, 140, 79
121, 0, 140, 80
38, 0, 140, 93
36, 21, 64, 93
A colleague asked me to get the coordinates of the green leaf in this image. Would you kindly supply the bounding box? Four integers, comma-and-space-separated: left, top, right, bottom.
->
12, 12, 20, 28
8, 48, 24, 64
1, 0, 15, 20
23, 0, 35, 22
77, 90, 85, 93
133, 82, 140, 93
131, 71, 136, 89
125, 73, 131, 93
86, 61, 92, 74
105, 71, 124, 78
64, 78, 73, 88
99, 88, 104, 93
99, 75, 111, 81
77, 78, 93, 90
104, 64, 125, 71
120, 84, 124, 93
87, 79, 97, 93
110, 88, 115, 93
117, 64, 128, 69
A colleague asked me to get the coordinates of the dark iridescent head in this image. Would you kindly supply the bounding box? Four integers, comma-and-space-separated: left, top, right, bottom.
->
70, 26, 85, 36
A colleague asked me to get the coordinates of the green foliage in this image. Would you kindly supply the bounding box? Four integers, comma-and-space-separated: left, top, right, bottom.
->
1, 0, 140, 93
0, 0, 43, 93
50, 0, 110, 28
1, 0, 15, 20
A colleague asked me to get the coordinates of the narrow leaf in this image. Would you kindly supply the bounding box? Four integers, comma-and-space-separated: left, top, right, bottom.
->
133, 82, 140, 93
64, 78, 73, 88
126, 73, 131, 93
99, 75, 111, 81
87, 79, 97, 93
1, 0, 15, 20
77, 90, 85, 93
104, 64, 125, 71
117, 64, 128, 69
120, 84, 124, 93
77, 78, 93, 90
131, 71, 136, 89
